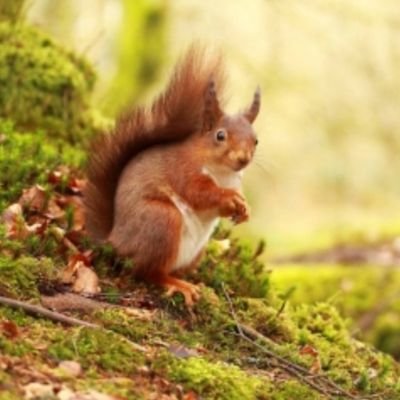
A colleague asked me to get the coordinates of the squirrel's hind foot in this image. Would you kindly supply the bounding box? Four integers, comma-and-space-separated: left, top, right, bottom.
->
162, 276, 201, 306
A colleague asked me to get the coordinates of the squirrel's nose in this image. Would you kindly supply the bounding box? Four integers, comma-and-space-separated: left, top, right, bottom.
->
237, 154, 250, 167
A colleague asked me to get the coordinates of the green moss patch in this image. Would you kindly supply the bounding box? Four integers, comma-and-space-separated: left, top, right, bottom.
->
167, 357, 268, 400
0, 120, 85, 210
272, 264, 400, 360
0, 255, 56, 299
0, 22, 107, 141
47, 327, 145, 373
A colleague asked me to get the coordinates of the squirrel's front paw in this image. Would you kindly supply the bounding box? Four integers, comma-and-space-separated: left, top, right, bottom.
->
220, 192, 250, 224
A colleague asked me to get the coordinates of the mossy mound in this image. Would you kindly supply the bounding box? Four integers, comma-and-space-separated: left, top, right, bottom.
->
0, 22, 106, 142
272, 264, 400, 360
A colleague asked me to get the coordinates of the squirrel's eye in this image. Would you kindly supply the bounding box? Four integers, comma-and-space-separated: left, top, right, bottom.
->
215, 130, 227, 142
255, 138, 259, 145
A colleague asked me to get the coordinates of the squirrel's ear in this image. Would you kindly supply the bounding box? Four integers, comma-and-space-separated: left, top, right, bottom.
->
244, 86, 261, 124
203, 79, 223, 132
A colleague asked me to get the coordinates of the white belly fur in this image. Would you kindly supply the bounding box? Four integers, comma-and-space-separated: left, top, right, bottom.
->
171, 166, 243, 271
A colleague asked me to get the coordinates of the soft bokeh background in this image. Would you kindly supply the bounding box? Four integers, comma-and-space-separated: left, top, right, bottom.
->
27, 0, 400, 255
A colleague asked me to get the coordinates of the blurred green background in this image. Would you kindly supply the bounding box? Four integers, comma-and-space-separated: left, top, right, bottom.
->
25, 0, 400, 254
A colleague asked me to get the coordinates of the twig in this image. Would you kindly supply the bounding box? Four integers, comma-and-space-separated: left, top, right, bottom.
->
221, 284, 359, 399
0, 295, 146, 352
0, 296, 98, 328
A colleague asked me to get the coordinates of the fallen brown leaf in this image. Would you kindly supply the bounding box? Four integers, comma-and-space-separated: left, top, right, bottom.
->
2, 203, 31, 239
72, 263, 101, 294
19, 185, 47, 212
300, 344, 321, 374
45, 197, 65, 220
57, 195, 85, 231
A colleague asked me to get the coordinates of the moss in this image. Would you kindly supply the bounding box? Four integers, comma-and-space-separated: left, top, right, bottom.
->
167, 357, 269, 400
294, 302, 349, 343
369, 312, 400, 359
0, 255, 56, 299
47, 327, 145, 373
76, 378, 142, 400
269, 380, 323, 400
94, 308, 157, 343
272, 264, 400, 358
0, 120, 86, 209
237, 298, 296, 342
0, 22, 108, 141
198, 238, 270, 298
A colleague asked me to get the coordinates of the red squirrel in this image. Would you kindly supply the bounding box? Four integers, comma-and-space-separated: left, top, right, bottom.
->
84, 48, 260, 305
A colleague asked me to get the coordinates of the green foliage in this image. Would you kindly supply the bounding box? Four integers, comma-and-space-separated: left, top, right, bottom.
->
268, 380, 322, 400
0, 255, 56, 299
272, 264, 400, 359
370, 312, 400, 359
0, 22, 107, 141
167, 357, 267, 400
48, 328, 144, 373
237, 298, 296, 342
198, 238, 270, 298
294, 302, 349, 344
0, 120, 85, 209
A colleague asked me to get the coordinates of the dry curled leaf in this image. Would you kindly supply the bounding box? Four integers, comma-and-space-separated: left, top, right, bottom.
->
2, 203, 25, 239
72, 263, 101, 294
59, 253, 100, 294
2, 203, 43, 239
300, 344, 321, 374
19, 185, 47, 212
59, 259, 80, 284
45, 197, 65, 220
57, 195, 85, 231
300, 344, 319, 357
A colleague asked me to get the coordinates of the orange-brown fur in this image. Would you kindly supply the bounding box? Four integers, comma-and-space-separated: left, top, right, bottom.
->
84, 47, 260, 305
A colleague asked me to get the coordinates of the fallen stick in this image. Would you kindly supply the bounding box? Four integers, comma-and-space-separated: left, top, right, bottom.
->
0, 295, 146, 352
0, 296, 98, 328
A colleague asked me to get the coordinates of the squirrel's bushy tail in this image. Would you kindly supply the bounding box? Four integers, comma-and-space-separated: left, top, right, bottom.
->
84, 46, 225, 240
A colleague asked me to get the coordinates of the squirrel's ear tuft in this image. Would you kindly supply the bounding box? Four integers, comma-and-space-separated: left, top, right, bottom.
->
244, 86, 261, 124
202, 79, 223, 131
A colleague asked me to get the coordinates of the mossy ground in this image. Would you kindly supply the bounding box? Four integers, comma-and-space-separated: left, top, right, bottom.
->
272, 264, 400, 359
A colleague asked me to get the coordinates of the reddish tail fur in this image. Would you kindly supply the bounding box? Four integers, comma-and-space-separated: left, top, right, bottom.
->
84, 47, 225, 240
